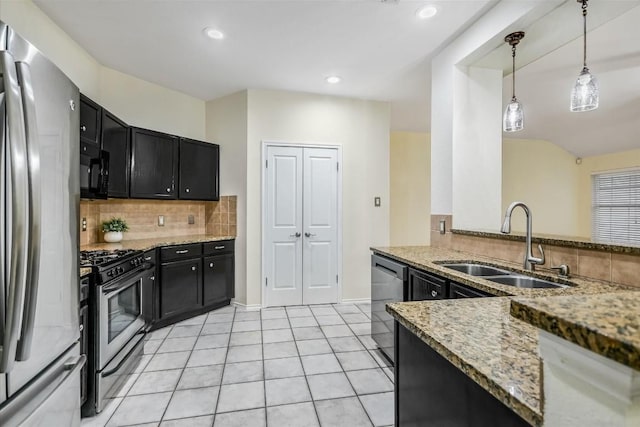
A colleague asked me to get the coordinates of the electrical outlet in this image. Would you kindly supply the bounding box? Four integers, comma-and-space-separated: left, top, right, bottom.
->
81, 217, 87, 231
374, 197, 381, 207
158, 215, 165, 226
439, 219, 446, 234
188, 215, 195, 225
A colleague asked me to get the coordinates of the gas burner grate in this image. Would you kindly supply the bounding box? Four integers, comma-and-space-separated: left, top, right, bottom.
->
80, 249, 139, 267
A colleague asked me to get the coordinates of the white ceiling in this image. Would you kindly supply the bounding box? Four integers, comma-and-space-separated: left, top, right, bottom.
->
501, 3, 640, 158
34, 0, 493, 132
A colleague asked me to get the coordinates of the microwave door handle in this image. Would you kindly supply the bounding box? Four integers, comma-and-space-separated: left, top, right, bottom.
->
89, 157, 99, 193
15, 62, 41, 361
0, 51, 30, 374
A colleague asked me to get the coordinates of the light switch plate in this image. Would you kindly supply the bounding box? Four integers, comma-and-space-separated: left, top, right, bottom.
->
374, 197, 381, 207
158, 215, 165, 226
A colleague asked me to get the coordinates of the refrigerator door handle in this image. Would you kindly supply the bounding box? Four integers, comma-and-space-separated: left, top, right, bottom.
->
0, 353, 86, 427
0, 50, 30, 374
15, 61, 41, 362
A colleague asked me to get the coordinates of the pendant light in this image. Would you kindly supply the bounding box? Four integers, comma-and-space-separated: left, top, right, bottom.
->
503, 31, 525, 132
570, 0, 599, 112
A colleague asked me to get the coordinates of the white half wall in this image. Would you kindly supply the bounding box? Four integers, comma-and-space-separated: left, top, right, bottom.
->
452, 66, 503, 230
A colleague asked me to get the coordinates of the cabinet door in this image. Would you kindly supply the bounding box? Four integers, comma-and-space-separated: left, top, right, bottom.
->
179, 138, 219, 200
141, 266, 156, 324
102, 110, 130, 198
130, 128, 179, 199
409, 269, 446, 301
159, 258, 202, 319
448, 282, 491, 299
203, 253, 234, 306
80, 94, 101, 147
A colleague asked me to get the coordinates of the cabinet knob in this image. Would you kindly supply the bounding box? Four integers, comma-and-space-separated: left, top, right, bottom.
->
191, 266, 197, 271
80, 125, 87, 132
150, 276, 155, 281
166, 188, 171, 192
431, 290, 437, 298
82, 146, 87, 152
186, 188, 190, 193
209, 262, 214, 268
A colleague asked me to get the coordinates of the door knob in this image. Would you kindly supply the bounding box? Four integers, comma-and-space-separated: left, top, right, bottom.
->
290, 232, 301, 238
305, 232, 316, 238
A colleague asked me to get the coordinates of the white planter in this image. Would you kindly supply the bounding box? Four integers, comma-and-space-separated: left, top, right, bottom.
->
104, 231, 123, 243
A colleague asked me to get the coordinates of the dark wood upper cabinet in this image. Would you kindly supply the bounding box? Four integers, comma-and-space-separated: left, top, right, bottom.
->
130, 127, 179, 199
179, 138, 220, 201
79, 94, 101, 147
101, 110, 130, 198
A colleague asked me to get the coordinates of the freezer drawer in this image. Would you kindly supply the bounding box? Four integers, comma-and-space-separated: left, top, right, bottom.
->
0, 342, 84, 427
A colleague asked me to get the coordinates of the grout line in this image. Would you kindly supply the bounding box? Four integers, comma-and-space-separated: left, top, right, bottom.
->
210, 305, 237, 426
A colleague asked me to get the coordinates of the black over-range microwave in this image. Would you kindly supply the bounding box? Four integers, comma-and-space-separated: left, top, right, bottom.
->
80, 141, 109, 199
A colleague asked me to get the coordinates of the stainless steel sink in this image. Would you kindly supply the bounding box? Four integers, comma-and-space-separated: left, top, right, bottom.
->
440, 263, 513, 276
486, 275, 568, 289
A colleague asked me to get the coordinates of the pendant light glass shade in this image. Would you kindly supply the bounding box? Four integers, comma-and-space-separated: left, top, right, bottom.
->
571, 0, 599, 112
503, 31, 525, 133
503, 98, 524, 132
570, 67, 599, 111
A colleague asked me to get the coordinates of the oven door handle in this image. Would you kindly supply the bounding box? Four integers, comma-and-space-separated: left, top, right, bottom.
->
101, 267, 151, 297
102, 332, 144, 377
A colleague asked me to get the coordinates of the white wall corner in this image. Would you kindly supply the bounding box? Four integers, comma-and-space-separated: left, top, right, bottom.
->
539, 330, 640, 427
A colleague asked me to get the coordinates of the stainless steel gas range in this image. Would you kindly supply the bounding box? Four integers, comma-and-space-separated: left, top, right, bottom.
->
80, 249, 154, 416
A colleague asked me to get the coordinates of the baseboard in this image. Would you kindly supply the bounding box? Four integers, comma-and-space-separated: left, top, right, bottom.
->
340, 298, 371, 304
231, 300, 262, 311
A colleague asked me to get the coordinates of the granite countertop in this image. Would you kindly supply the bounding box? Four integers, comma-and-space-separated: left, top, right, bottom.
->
81, 234, 235, 252
80, 267, 92, 277
511, 292, 640, 371
388, 298, 543, 426
451, 228, 640, 255
371, 246, 633, 297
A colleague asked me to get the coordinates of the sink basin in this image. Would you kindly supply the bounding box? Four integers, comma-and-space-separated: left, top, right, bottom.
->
440, 263, 513, 276
487, 275, 568, 289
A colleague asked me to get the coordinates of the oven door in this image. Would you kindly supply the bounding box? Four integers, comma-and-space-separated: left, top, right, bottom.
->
97, 269, 146, 370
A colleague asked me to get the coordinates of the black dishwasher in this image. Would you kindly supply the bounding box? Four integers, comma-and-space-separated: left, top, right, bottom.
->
371, 254, 408, 364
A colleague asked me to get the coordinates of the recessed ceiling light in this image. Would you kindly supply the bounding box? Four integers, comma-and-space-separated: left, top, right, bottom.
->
203, 27, 225, 40
416, 5, 438, 19
326, 76, 341, 84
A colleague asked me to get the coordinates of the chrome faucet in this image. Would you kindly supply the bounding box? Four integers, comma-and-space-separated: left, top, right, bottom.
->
500, 201, 545, 271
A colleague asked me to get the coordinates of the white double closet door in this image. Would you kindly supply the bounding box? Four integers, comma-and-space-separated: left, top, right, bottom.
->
264, 145, 339, 307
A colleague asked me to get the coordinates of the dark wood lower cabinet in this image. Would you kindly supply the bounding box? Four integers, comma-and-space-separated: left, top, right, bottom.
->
395, 322, 530, 427
203, 253, 234, 306
149, 240, 235, 330
159, 258, 202, 319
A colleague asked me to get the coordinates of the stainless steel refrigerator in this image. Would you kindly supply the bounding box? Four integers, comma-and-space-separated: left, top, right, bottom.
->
0, 21, 85, 427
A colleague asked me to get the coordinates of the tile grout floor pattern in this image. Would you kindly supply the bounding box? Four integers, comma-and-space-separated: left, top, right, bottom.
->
82, 302, 394, 427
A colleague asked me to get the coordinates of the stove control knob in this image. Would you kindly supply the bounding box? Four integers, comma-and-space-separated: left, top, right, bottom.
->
116, 267, 124, 274
107, 270, 114, 277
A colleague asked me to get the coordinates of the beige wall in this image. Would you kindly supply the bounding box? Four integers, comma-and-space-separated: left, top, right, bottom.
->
245, 89, 390, 305
502, 138, 581, 237
205, 91, 249, 304
0, 0, 206, 140
390, 132, 430, 246
98, 67, 205, 140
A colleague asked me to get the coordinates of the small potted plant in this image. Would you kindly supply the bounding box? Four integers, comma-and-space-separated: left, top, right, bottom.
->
101, 217, 129, 243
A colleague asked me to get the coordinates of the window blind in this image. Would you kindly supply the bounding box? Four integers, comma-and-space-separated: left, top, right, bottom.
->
592, 169, 640, 245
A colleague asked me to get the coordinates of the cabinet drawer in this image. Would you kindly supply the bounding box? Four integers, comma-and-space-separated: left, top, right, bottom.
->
409, 269, 447, 301
203, 240, 234, 255
448, 282, 492, 299
160, 243, 202, 262
143, 249, 156, 265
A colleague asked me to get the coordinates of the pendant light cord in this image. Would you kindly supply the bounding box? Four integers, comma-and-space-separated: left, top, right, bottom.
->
582, 0, 588, 70
512, 44, 517, 101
